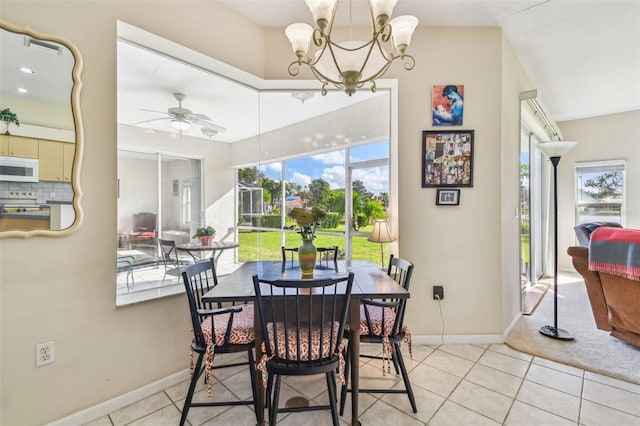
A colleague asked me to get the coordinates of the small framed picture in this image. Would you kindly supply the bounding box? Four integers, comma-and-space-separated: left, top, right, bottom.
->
436, 189, 460, 206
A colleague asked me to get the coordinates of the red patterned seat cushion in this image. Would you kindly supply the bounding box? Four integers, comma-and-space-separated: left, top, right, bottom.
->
190, 303, 255, 397
358, 304, 412, 375
257, 321, 345, 387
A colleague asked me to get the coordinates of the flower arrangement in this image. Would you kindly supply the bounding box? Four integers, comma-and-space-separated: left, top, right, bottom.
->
288, 207, 326, 240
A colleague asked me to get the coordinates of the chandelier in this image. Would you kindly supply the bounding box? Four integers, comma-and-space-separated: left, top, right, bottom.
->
285, 0, 418, 96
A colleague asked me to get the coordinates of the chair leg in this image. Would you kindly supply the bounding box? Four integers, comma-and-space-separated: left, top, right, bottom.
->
391, 350, 401, 374
247, 349, 260, 423
393, 342, 417, 413
326, 371, 340, 426
339, 340, 351, 415
180, 352, 204, 426
270, 374, 282, 426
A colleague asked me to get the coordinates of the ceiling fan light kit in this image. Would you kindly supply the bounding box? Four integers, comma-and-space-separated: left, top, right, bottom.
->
286, 0, 418, 96
136, 92, 226, 136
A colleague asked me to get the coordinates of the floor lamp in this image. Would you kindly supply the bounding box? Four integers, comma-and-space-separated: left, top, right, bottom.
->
537, 140, 577, 340
368, 219, 395, 268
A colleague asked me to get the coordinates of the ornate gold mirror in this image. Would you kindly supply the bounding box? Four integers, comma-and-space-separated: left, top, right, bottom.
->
0, 21, 83, 238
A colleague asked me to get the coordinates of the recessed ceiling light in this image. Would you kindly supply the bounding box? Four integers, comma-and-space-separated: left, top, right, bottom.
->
18, 66, 35, 74
16, 87, 28, 94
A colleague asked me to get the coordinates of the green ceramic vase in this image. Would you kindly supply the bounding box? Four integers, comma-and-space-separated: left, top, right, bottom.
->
298, 239, 317, 278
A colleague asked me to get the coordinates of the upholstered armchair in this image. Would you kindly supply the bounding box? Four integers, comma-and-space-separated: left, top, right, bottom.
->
128, 212, 157, 248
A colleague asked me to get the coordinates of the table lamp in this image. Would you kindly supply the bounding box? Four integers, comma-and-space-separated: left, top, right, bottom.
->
536, 140, 577, 340
368, 219, 395, 268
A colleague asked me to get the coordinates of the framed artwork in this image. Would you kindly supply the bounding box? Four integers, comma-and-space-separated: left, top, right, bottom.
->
436, 189, 460, 206
432, 84, 464, 126
422, 130, 474, 187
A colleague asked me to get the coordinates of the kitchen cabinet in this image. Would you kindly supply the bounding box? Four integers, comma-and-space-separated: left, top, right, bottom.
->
63, 142, 74, 181
38, 139, 75, 182
38, 140, 64, 181
0, 135, 39, 158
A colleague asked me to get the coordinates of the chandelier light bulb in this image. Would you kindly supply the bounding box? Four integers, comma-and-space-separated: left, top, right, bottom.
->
286, 23, 313, 57
305, 0, 337, 30
390, 15, 418, 52
371, 0, 398, 26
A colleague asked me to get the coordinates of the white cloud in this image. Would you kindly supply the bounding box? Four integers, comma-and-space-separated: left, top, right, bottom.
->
311, 150, 345, 165
353, 167, 388, 194
265, 162, 282, 173
322, 166, 346, 189
290, 172, 311, 187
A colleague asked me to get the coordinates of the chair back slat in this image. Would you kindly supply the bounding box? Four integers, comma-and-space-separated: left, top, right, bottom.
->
253, 273, 354, 367
181, 259, 226, 347
386, 255, 414, 333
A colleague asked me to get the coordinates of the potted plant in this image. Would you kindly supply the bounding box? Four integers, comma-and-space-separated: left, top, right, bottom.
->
193, 225, 216, 246
0, 108, 20, 135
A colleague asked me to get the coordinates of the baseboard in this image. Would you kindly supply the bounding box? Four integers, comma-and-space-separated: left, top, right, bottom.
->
411, 333, 507, 346
46, 369, 190, 426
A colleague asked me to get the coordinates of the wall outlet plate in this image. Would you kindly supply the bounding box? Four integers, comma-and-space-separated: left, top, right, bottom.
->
36, 341, 55, 366
433, 285, 444, 300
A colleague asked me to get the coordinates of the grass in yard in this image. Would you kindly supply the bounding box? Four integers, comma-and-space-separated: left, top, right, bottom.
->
238, 226, 389, 266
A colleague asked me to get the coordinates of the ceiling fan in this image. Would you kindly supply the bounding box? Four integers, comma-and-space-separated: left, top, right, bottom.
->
136, 92, 226, 137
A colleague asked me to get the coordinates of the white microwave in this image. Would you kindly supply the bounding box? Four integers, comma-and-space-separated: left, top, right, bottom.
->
0, 156, 39, 183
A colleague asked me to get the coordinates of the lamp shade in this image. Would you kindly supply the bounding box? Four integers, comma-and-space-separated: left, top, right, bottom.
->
536, 141, 577, 158
390, 15, 419, 50
368, 219, 395, 243
285, 23, 313, 55
305, 0, 337, 26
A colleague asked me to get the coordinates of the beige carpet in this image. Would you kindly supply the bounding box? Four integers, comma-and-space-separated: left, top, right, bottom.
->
507, 273, 640, 385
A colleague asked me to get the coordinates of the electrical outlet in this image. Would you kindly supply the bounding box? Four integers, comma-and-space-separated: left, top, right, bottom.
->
36, 341, 55, 366
433, 285, 444, 300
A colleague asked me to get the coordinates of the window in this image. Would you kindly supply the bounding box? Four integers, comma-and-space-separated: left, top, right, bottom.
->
237, 140, 391, 264
575, 160, 625, 225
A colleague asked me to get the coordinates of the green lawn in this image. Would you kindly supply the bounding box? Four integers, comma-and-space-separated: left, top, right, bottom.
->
238, 225, 389, 266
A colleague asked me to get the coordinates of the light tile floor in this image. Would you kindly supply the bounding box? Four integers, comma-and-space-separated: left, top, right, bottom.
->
83, 343, 640, 426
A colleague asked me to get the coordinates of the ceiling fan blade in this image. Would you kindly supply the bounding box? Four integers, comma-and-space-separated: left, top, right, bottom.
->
132, 117, 171, 125
184, 113, 212, 121
139, 108, 172, 117
193, 121, 226, 133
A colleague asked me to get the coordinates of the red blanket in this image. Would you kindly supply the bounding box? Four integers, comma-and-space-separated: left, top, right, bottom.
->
589, 227, 640, 281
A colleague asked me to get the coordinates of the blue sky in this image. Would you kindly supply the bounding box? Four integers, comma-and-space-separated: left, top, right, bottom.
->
260, 141, 390, 194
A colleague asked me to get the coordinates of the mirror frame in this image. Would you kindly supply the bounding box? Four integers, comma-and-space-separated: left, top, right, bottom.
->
0, 20, 84, 239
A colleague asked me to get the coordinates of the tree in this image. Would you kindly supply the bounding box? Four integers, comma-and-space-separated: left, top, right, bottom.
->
583, 172, 622, 200
238, 167, 262, 186
352, 180, 373, 201
261, 177, 281, 209
308, 178, 331, 208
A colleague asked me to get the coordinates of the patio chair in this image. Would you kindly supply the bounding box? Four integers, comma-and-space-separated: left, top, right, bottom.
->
340, 254, 417, 414
252, 272, 354, 426
158, 238, 192, 282
179, 259, 258, 426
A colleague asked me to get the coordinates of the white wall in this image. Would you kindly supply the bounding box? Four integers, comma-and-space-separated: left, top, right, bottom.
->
557, 110, 640, 271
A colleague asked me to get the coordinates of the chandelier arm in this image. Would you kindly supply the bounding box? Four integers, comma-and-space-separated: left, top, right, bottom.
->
379, 23, 392, 43
312, 28, 325, 48
308, 64, 344, 87
288, 60, 303, 77
401, 54, 416, 71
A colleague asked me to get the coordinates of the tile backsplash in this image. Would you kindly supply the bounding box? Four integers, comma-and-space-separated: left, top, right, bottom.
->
0, 181, 73, 203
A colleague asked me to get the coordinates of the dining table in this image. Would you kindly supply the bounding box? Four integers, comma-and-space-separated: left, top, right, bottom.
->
176, 240, 239, 263
201, 260, 410, 425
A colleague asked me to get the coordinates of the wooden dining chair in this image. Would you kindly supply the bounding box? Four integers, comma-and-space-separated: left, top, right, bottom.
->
180, 258, 258, 426
339, 254, 417, 414
252, 272, 354, 426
